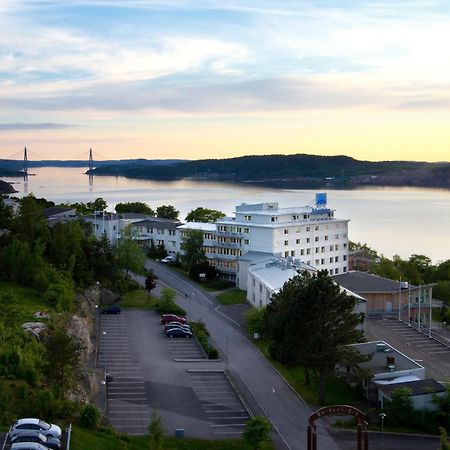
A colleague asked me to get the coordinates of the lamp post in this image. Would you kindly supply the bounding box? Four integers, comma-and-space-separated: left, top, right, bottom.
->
379, 412, 386, 450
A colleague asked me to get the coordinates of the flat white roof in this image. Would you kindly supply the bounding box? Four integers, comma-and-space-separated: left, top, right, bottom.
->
177, 222, 216, 232
250, 263, 299, 292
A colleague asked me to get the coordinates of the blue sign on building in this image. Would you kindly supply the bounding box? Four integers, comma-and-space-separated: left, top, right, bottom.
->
315, 192, 327, 207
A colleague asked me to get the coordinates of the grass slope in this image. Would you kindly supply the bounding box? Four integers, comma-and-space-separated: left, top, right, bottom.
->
216, 289, 247, 305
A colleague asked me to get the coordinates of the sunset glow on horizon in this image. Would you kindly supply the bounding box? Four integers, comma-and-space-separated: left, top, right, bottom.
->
1, 1, 450, 162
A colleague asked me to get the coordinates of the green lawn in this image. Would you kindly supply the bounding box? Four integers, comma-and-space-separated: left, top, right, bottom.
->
70, 426, 274, 450
254, 340, 363, 407
0, 281, 53, 321
216, 289, 247, 305
120, 289, 156, 309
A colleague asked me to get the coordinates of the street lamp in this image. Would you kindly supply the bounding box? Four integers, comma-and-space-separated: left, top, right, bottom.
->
379, 412, 386, 450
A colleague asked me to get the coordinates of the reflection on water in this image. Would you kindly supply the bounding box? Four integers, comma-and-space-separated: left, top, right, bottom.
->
4, 167, 450, 263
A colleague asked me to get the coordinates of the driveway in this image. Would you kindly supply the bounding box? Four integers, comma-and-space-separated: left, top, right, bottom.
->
143, 259, 340, 450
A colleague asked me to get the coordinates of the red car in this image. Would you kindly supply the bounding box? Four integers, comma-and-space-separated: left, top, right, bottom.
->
160, 314, 187, 325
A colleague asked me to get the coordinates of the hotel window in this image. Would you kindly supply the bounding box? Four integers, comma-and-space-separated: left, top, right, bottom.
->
306, 226, 310, 231
336, 244, 339, 250
306, 238, 310, 243
321, 258, 325, 265
296, 228, 301, 233
306, 248, 311, 255
303, 214, 308, 219
335, 256, 339, 262
244, 227, 249, 233
284, 240, 289, 246
315, 225, 319, 231
321, 246, 325, 253
244, 215, 252, 221
315, 259, 320, 265
324, 235, 328, 241
343, 267, 347, 272
296, 239, 300, 244
315, 247, 319, 253
291, 250, 295, 257
329, 245, 334, 251
271, 217, 277, 222
244, 239, 249, 244
315, 236, 319, 242
284, 251, 289, 257
343, 243, 347, 249
330, 257, 333, 263
343, 255, 347, 261
335, 268, 339, 274
301, 249, 305, 256
284, 229, 288, 234
169, 229, 175, 235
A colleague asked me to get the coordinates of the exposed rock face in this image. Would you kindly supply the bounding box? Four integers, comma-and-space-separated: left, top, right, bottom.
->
67, 315, 93, 361
21, 322, 47, 338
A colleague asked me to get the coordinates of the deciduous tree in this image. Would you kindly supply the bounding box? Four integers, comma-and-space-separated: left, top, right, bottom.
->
115, 202, 154, 215
243, 415, 272, 450
185, 207, 225, 223
116, 226, 145, 279
156, 205, 179, 220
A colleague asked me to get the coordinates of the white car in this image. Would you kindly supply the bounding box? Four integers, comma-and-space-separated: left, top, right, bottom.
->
161, 255, 175, 263
9, 419, 62, 439
11, 443, 49, 450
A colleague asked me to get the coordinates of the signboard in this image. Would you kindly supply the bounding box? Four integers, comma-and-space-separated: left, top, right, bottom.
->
199, 273, 206, 279
315, 192, 327, 207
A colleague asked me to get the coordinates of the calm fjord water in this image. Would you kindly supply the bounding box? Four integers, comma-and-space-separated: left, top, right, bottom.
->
5, 167, 450, 263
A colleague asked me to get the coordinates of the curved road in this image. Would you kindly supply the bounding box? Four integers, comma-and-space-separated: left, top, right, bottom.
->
144, 259, 339, 450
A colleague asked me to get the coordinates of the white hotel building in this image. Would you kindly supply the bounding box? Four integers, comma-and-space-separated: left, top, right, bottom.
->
211, 194, 349, 284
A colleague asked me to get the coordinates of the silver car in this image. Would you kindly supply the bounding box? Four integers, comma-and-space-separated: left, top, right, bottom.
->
10, 431, 61, 449
9, 418, 62, 439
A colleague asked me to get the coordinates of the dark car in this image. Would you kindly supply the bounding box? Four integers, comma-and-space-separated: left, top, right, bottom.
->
160, 314, 187, 325
100, 305, 121, 314
11, 431, 61, 450
166, 328, 192, 338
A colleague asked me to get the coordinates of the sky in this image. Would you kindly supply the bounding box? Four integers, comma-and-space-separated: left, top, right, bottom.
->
1, 0, 450, 162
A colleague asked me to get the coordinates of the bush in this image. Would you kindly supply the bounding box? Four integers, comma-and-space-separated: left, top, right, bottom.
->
208, 347, 219, 359
112, 277, 141, 295
154, 300, 186, 316
80, 403, 101, 429
246, 307, 266, 336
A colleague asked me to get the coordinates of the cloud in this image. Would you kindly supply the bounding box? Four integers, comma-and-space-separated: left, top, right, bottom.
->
0, 123, 76, 131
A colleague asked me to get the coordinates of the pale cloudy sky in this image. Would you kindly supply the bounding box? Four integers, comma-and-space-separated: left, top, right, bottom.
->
1, 0, 450, 161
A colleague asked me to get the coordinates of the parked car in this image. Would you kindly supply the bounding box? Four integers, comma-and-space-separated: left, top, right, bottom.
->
166, 328, 193, 338
11, 443, 49, 450
100, 305, 121, 314
160, 314, 187, 325
163, 322, 191, 333
9, 419, 62, 439
10, 431, 61, 450
161, 255, 175, 264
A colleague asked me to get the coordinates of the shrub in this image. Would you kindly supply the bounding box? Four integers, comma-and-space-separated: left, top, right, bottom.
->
154, 300, 186, 316
208, 347, 219, 359
243, 415, 272, 449
80, 403, 101, 429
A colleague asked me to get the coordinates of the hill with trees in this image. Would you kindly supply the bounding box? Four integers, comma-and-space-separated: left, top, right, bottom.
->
88, 154, 450, 189
0, 179, 16, 193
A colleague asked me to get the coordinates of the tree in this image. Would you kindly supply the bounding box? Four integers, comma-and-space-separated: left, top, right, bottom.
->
115, 202, 155, 215
243, 415, 272, 450
147, 410, 165, 450
45, 327, 83, 394
0, 196, 13, 228
438, 427, 450, 450
180, 229, 206, 276
156, 205, 179, 220
384, 387, 414, 428
185, 207, 225, 223
116, 226, 145, 279
145, 271, 157, 294
264, 270, 365, 402
245, 307, 265, 336
87, 197, 107, 212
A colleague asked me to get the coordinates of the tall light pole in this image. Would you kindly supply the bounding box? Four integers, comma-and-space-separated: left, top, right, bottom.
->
398, 276, 401, 321
379, 412, 386, 450
418, 285, 422, 332
429, 286, 432, 338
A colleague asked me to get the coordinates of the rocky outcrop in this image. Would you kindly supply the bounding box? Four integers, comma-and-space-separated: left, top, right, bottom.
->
67, 315, 93, 362
21, 322, 47, 338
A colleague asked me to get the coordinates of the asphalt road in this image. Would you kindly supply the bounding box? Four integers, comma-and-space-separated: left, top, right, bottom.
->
144, 259, 339, 450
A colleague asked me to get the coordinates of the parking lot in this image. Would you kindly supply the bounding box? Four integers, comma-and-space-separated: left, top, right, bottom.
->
189, 371, 251, 437
98, 309, 251, 438
366, 317, 450, 380
98, 312, 152, 435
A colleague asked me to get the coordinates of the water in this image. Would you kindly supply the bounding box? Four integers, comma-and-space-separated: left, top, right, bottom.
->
4, 167, 450, 263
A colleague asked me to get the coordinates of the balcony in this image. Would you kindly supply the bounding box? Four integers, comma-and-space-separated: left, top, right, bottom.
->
214, 253, 239, 261
216, 241, 241, 248
216, 230, 245, 237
